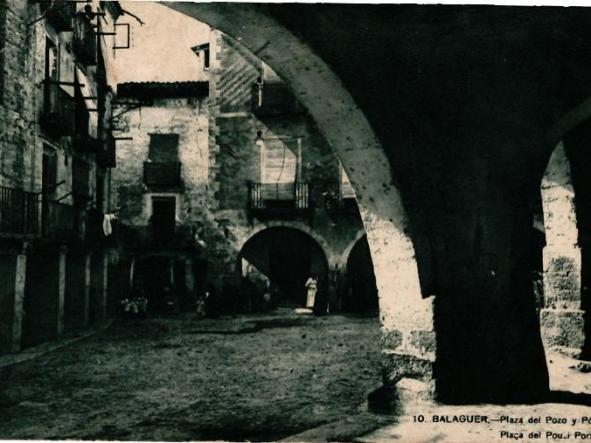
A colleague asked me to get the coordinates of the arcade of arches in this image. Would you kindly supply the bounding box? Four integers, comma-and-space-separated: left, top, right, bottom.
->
166, 3, 591, 405
236, 226, 378, 314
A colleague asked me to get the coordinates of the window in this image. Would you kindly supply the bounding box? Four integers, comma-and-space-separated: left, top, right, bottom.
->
44, 38, 59, 114
42, 145, 58, 196
148, 134, 179, 163
45, 38, 59, 82
72, 158, 91, 201
260, 140, 297, 184
151, 196, 176, 243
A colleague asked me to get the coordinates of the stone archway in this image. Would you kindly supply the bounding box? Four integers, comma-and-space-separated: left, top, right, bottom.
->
165, 2, 434, 392
539, 141, 585, 353
236, 221, 335, 269
237, 226, 330, 309
341, 233, 378, 314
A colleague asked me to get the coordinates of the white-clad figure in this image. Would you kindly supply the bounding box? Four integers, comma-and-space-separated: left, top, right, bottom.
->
305, 276, 318, 309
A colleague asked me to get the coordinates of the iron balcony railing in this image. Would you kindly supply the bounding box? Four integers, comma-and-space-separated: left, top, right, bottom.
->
40, 82, 75, 137
143, 162, 182, 187
248, 182, 309, 210
73, 13, 97, 66
252, 82, 303, 116
0, 185, 104, 242
0, 186, 39, 237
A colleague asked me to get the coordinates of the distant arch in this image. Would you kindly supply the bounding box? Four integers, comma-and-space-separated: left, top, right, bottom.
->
236, 221, 335, 267
237, 225, 330, 308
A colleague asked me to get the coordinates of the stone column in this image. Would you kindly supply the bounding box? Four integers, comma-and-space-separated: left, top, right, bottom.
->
363, 215, 435, 411
100, 252, 108, 319
56, 246, 67, 338
540, 142, 585, 352
83, 253, 91, 325
0, 250, 27, 354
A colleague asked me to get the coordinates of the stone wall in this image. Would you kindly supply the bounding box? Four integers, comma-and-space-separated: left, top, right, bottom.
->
113, 96, 210, 228
0, 0, 35, 190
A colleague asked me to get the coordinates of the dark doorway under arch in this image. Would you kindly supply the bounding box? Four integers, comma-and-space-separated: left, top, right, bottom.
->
238, 227, 329, 309
342, 235, 378, 315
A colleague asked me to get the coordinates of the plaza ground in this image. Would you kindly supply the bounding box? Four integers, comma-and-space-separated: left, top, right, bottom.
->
0, 309, 382, 441
2, 308, 591, 442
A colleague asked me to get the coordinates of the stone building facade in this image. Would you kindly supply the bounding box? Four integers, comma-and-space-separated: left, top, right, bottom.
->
0, 0, 123, 354
111, 29, 376, 313
204, 30, 374, 310
111, 81, 210, 312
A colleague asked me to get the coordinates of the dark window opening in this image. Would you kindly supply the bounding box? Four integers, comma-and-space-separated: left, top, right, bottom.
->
151, 196, 176, 244
44, 38, 59, 114
42, 146, 58, 196
74, 77, 90, 138
148, 134, 179, 163
72, 158, 91, 203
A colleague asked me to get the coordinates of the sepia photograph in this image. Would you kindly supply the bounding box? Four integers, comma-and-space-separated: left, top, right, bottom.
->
0, 0, 591, 441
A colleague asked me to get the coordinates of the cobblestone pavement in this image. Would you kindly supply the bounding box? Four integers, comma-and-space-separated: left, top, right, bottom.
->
0, 309, 382, 441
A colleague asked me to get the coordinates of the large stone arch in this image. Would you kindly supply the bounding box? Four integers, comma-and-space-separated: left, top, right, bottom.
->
236, 221, 334, 269
165, 2, 434, 391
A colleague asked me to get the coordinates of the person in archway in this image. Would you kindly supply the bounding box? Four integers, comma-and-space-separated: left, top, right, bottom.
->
305, 275, 318, 310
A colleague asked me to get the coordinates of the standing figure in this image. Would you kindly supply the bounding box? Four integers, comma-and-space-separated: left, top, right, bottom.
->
305, 275, 318, 309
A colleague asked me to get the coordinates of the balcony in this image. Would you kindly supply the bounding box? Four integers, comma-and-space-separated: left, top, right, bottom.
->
0, 186, 39, 238
120, 224, 196, 252
41, 1, 76, 32
247, 182, 310, 220
73, 13, 97, 66
40, 82, 75, 137
42, 201, 80, 241
252, 82, 304, 116
143, 162, 182, 188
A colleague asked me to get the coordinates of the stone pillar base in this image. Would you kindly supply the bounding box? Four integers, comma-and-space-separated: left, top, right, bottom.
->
368, 347, 435, 414
368, 374, 435, 414
540, 307, 585, 350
